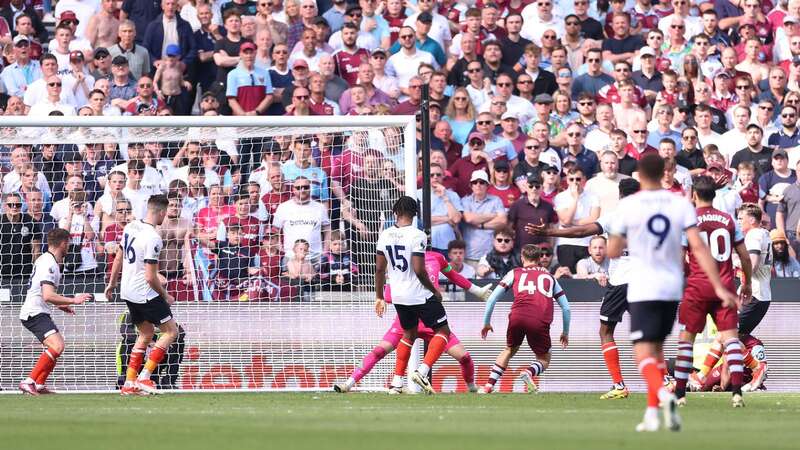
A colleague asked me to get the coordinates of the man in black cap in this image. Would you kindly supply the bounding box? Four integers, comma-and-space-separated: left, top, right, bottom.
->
109, 55, 137, 106
396, 12, 446, 67
91, 47, 113, 80
507, 173, 557, 251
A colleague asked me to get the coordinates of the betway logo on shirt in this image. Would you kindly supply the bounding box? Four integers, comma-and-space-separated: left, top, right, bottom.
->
286, 219, 319, 226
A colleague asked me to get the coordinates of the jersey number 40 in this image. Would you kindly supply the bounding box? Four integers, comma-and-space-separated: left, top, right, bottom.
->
517, 272, 554, 297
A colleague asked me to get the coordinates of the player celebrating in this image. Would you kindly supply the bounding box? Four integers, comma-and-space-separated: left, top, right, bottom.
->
18, 229, 92, 395
694, 203, 773, 391
607, 154, 738, 432
480, 244, 571, 394
333, 251, 491, 393
526, 178, 640, 400
375, 196, 449, 395
105, 195, 179, 396
672, 175, 753, 408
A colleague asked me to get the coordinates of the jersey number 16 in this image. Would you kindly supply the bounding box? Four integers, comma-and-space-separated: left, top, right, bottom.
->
123, 234, 137, 264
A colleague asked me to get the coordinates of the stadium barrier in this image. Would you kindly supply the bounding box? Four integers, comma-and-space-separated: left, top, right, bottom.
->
2, 278, 798, 392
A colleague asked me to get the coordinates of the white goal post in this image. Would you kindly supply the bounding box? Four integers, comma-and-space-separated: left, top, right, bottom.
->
0, 115, 424, 392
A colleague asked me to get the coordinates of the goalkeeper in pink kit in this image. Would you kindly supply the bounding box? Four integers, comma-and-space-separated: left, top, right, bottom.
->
334, 251, 492, 393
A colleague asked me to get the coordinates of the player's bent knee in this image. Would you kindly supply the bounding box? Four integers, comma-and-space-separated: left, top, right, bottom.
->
47, 343, 64, 357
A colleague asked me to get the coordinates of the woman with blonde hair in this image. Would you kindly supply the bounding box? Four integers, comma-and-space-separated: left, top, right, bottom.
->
549, 90, 579, 137
443, 87, 477, 145
284, 0, 303, 50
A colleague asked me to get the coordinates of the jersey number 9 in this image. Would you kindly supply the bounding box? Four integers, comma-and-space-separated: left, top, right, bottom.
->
647, 214, 671, 250
123, 234, 137, 264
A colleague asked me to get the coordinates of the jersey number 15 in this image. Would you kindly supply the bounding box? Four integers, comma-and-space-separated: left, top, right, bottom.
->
385, 245, 408, 271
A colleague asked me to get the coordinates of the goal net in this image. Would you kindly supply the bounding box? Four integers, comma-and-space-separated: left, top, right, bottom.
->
0, 115, 418, 392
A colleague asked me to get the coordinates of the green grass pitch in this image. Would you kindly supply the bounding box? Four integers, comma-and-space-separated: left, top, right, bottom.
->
3, 392, 800, 450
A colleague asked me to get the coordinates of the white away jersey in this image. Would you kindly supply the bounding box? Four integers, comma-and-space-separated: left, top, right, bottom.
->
376, 225, 432, 306
596, 214, 632, 287
607, 190, 697, 302
120, 220, 163, 304
20, 252, 62, 320
745, 227, 773, 302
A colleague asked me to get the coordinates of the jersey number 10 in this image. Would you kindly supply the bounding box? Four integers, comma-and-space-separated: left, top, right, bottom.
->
699, 229, 731, 262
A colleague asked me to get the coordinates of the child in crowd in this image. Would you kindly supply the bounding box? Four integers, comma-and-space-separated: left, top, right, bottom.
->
284, 239, 318, 286
320, 231, 359, 290
734, 161, 761, 204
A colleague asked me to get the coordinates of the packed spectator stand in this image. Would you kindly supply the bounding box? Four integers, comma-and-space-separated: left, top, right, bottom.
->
1, 0, 800, 302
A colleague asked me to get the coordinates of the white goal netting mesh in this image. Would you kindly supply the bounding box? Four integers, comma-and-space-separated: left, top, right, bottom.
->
0, 116, 417, 391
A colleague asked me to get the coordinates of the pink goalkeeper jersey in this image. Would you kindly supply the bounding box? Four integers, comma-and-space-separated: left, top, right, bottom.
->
384, 251, 449, 302
384, 251, 473, 333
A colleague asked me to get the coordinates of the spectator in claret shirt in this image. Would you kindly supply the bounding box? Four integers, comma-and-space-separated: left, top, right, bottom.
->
338, 62, 393, 113
227, 41, 275, 116
391, 75, 423, 115
102, 197, 133, 273
450, 132, 492, 197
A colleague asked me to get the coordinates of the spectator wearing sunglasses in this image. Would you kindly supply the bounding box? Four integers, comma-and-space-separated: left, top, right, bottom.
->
461, 169, 507, 265
476, 227, 521, 279
0, 192, 41, 277
422, 163, 463, 255
508, 174, 557, 250
553, 166, 600, 273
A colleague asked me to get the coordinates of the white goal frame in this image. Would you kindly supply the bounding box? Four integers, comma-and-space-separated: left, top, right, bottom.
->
0, 115, 420, 393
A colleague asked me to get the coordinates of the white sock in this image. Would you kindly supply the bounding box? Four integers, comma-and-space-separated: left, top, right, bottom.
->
645, 407, 659, 421
417, 363, 431, 377
345, 377, 355, 388
23, 377, 35, 384
657, 387, 673, 403
391, 375, 403, 387
137, 368, 152, 381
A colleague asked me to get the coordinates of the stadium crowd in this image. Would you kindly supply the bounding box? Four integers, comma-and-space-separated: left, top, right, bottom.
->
2, 0, 800, 300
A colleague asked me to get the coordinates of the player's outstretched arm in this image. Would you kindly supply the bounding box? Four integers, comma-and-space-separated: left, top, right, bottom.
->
554, 281, 571, 349
43, 284, 90, 315
441, 262, 493, 300
734, 241, 753, 305
481, 284, 507, 339
686, 226, 738, 308
525, 220, 602, 239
